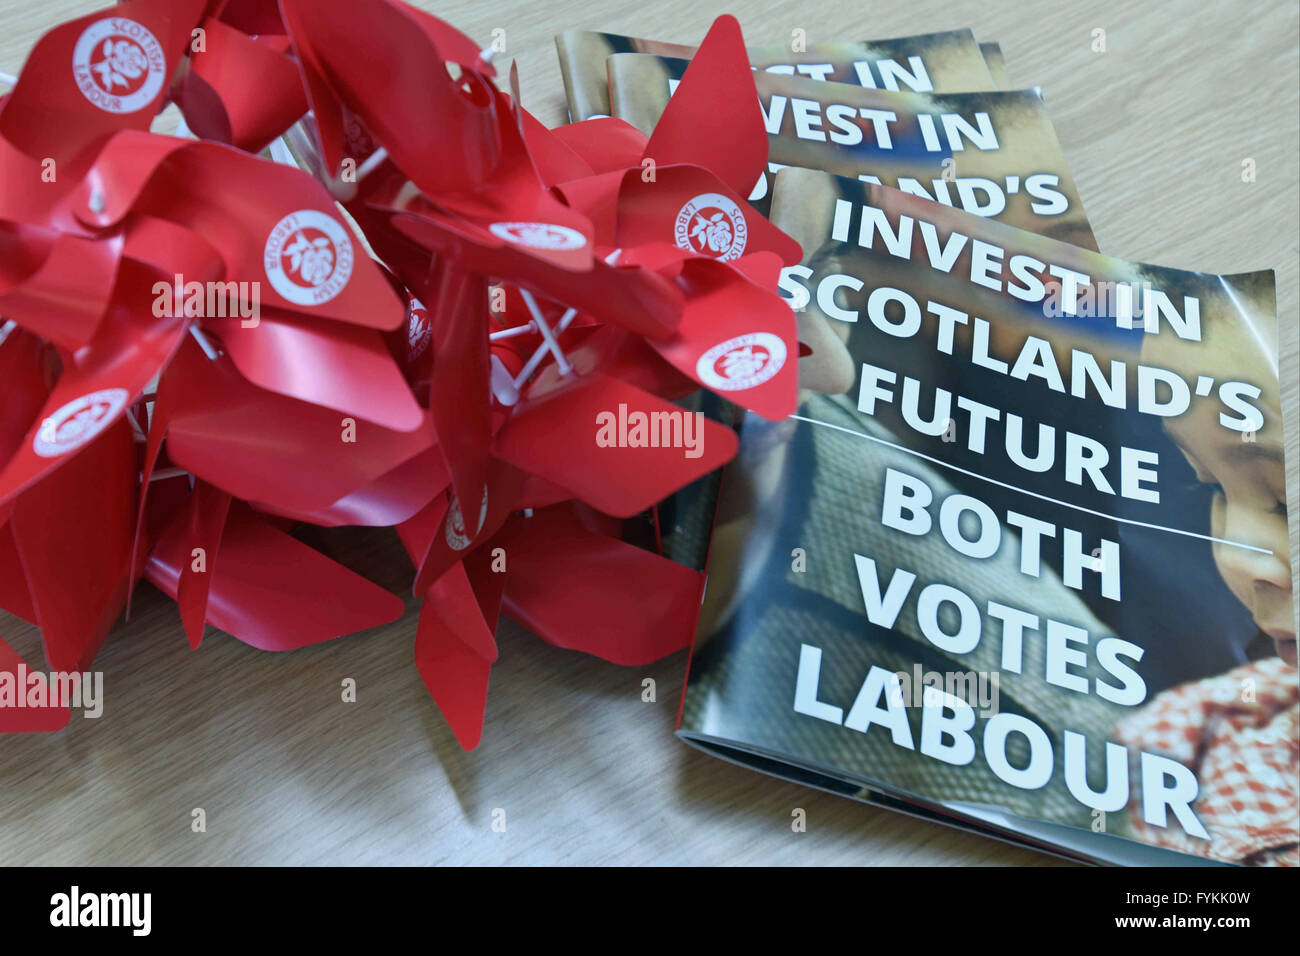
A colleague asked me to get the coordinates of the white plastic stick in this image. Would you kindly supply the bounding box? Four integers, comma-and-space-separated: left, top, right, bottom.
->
189, 325, 220, 360
355, 146, 388, 181
509, 250, 623, 390
516, 289, 572, 377
125, 408, 148, 444
489, 321, 537, 341
552, 306, 580, 336
268, 135, 301, 169
489, 354, 520, 406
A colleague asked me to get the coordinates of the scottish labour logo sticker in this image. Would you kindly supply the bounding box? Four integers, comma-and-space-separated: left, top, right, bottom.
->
407, 298, 432, 361
33, 388, 129, 458
264, 211, 354, 306
444, 487, 490, 551
488, 222, 588, 250
72, 19, 166, 114
695, 333, 786, 391
675, 193, 747, 261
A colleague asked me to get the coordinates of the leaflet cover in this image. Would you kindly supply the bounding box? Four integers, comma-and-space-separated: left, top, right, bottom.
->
556, 28, 996, 121
679, 168, 1296, 866
980, 42, 1012, 88
609, 55, 1094, 250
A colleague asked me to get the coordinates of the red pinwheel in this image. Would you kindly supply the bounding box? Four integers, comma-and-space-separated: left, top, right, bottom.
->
0, 0, 802, 749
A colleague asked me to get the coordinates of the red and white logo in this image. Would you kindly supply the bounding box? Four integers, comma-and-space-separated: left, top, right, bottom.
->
72, 18, 166, 114
263, 210, 354, 306
33, 388, 129, 458
675, 193, 747, 261
488, 222, 588, 250
407, 297, 431, 361
444, 487, 490, 551
695, 333, 786, 391
341, 104, 377, 161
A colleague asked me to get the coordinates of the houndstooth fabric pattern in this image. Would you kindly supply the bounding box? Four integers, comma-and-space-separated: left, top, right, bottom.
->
1112, 657, 1299, 866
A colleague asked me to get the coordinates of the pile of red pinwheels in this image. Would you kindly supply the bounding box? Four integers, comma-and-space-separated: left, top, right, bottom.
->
0, 0, 800, 746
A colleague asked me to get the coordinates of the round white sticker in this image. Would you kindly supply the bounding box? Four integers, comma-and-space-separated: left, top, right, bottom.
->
695, 333, 786, 392
488, 222, 588, 250
33, 388, 130, 458
444, 487, 490, 551
674, 192, 748, 261
72, 18, 167, 114
263, 210, 354, 306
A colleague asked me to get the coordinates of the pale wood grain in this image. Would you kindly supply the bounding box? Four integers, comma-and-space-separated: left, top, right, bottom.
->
0, 0, 1295, 866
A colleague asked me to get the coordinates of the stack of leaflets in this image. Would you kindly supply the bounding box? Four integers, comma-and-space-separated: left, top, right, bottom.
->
557, 27, 1296, 866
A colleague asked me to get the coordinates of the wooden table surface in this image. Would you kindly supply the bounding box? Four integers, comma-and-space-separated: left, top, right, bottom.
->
1, 0, 1296, 866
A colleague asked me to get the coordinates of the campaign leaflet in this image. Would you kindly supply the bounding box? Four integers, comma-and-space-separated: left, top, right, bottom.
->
980, 42, 1013, 88
679, 168, 1295, 866
609, 55, 1095, 250
618, 48, 1095, 572
556, 28, 996, 122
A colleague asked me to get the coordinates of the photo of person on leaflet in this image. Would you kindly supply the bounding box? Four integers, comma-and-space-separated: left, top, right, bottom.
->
1113, 303, 1297, 866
